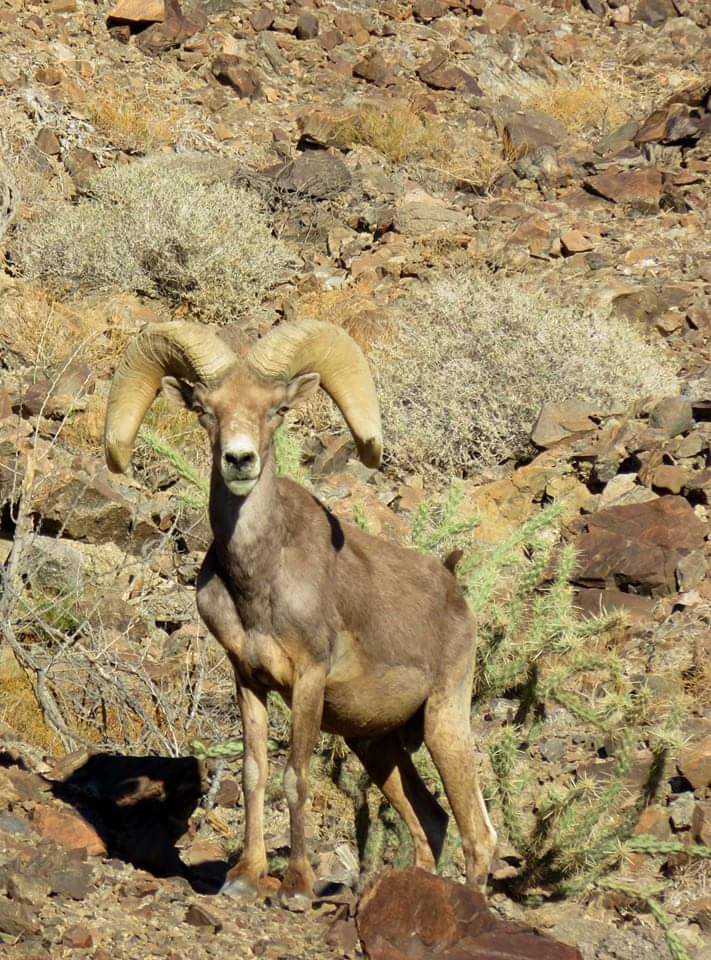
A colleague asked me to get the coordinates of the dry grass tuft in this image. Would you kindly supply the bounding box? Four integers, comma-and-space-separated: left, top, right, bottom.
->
84, 83, 181, 152
336, 102, 443, 163
15, 155, 294, 325
372, 272, 679, 476
524, 73, 632, 138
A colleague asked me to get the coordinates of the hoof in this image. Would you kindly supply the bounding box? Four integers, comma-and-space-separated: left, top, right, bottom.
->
220, 875, 259, 898
221, 873, 279, 899
277, 887, 313, 913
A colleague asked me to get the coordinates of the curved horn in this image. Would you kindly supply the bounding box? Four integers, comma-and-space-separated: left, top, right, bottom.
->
104, 321, 236, 473
247, 319, 382, 468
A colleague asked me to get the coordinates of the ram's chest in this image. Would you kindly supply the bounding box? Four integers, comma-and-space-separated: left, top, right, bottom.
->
241, 630, 296, 691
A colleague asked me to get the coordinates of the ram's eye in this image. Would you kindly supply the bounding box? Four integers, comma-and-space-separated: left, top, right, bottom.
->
270, 405, 289, 419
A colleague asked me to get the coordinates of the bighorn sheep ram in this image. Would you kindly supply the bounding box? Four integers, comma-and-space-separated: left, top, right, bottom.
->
104, 320, 496, 901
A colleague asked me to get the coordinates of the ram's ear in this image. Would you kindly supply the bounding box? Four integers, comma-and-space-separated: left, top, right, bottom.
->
284, 372, 320, 409
161, 376, 206, 411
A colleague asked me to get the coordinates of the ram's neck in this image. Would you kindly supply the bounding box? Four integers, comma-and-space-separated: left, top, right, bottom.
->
209, 448, 285, 592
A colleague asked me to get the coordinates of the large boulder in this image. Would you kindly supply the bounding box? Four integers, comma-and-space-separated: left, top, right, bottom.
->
573, 496, 707, 596
357, 869, 582, 960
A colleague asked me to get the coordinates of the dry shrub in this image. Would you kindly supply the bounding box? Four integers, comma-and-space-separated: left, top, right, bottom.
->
336, 102, 443, 163
0, 653, 60, 752
84, 83, 181, 151
373, 272, 678, 476
524, 75, 631, 137
15, 155, 294, 325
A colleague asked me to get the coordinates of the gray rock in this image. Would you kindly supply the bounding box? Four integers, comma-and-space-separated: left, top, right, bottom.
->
668, 792, 695, 830
648, 396, 694, 438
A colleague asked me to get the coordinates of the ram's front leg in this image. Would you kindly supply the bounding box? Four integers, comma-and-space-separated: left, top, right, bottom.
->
221, 678, 271, 897
280, 662, 327, 902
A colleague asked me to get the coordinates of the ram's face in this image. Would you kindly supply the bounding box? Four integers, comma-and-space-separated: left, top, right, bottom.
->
162, 368, 319, 497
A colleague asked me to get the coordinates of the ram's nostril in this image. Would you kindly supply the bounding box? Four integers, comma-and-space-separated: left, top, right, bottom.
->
224, 450, 257, 471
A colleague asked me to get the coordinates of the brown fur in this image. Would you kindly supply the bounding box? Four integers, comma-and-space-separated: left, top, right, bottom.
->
168, 365, 496, 901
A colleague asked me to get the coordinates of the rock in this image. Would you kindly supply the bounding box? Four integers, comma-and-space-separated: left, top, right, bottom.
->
135, 0, 204, 53
531, 401, 598, 448
357, 869, 582, 960
63, 147, 100, 191
503, 111, 567, 156
211, 56, 262, 99
295, 11, 319, 39
250, 6, 275, 31
184, 903, 222, 932
32, 807, 107, 856
669, 792, 695, 830
63, 924, 94, 948
648, 397, 694, 438
688, 896, 711, 934
353, 52, 394, 86
0, 898, 39, 938
36, 127, 61, 156
635, 0, 676, 25
679, 736, 711, 792
540, 737, 566, 762
6, 872, 52, 906
418, 49, 481, 93
573, 496, 707, 597
484, 2, 527, 31
270, 151, 351, 199
393, 191, 472, 237
560, 229, 593, 255
413, 0, 447, 20
692, 803, 711, 845
215, 778, 241, 808
634, 804, 671, 839
650, 464, 688, 495
584, 168, 663, 207
575, 587, 658, 622
107, 0, 164, 25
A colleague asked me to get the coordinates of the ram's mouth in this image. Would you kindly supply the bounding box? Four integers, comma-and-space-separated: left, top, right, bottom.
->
224, 475, 259, 496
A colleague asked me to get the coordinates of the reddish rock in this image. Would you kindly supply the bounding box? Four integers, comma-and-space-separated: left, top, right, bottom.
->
353, 51, 394, 85
413, 0, 447, 20
107, 0, 164, 24
560, 228, 593, 255
295, 11, 319, 38
679, 736, 711, 792
692, 802, 711, 845
358, 869, 582, 960
184, 903, 222, 932
63, 147, 100, 191
135, 0, 204, 52
211, 56, 262, 99
63, 924, 94, 948
584, 168, 663, 206
573, 496, 707, 597
484, 2, 527, 31
417, 49, 481, 93
250, 6, 275, 31
36, 127, 61, 156
35, 66, 63, 86
33, 807, 107, 856
635, 0, 676, 26
650, 464, 688, 494
503, 112, 567, 155
634, 804, 671, 839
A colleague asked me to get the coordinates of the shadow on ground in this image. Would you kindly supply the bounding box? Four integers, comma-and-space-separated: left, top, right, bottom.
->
51, 752, 228, 892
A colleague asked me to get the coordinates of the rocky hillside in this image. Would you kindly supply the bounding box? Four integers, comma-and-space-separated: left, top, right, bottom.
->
0, 0, 710, 957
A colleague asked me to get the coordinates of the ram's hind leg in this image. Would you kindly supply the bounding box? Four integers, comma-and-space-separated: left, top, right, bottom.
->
424, 672, 496, 893
347, 732, 448, 874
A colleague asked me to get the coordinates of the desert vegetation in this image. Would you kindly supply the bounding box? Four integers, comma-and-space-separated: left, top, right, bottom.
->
0, 0, 709, 956
14, 156, 293, 324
